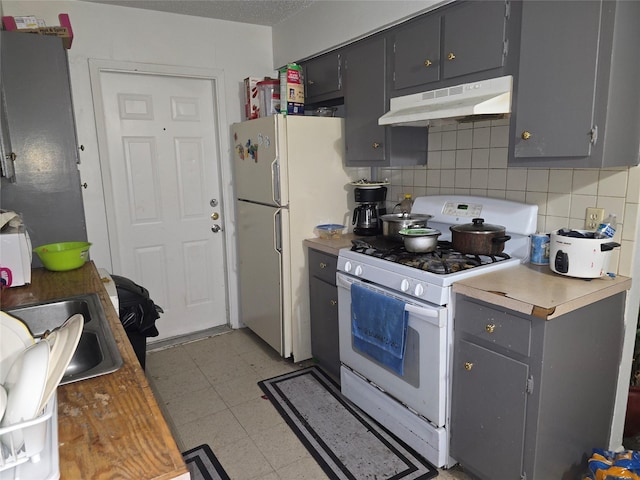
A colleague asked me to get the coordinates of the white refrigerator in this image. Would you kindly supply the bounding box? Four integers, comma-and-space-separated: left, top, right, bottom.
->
232, 114, 355, 361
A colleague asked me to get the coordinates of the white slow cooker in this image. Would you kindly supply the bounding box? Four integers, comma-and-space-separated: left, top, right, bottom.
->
549, 229, 620, 278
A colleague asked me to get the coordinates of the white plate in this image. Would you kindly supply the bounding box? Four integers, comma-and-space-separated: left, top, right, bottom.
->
0, 384, 7, 422
1, 340, 50, 449
38, 314, 84, 412
0, 311, 35, 384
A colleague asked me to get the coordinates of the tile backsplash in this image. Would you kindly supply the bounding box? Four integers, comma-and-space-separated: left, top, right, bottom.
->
379, 119, 640, 276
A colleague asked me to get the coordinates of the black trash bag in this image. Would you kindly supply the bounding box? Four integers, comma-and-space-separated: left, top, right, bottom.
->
111, 274, 162, 338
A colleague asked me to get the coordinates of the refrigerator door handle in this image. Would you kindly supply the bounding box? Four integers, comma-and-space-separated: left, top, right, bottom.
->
271, 157, 281, 206
273, 208, 283, 253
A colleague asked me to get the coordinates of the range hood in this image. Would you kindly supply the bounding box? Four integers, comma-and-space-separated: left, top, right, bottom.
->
379, 75, 513, 127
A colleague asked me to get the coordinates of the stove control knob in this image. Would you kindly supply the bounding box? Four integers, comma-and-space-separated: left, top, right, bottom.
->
414, 284, 425, 296
354, 265, 363, 276
400, 279, 410, 292
344, 261, 352, 273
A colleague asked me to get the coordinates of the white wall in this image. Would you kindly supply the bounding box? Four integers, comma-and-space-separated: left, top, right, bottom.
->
272, 0, 447, 67
1, 0, 276, 272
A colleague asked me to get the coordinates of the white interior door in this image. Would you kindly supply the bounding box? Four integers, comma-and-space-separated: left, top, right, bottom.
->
96, 70, 228, 340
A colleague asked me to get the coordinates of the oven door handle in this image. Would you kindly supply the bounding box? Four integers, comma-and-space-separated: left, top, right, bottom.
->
405, 304, 438, 318
337, 272, 445, 328
406, 304, 445, 328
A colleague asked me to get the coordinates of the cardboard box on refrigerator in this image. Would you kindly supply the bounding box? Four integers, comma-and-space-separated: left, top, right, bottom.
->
244, 77, 262, 120
279, 64, 304, 115
0, 225, 32, 287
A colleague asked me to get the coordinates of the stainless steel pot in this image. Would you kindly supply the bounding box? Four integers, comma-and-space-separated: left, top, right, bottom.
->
449, 218, 511, 255
381, 213, 432, 241
399, 228, 441, 252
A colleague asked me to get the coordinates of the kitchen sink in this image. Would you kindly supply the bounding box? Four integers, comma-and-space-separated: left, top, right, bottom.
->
4, 293, 123, 385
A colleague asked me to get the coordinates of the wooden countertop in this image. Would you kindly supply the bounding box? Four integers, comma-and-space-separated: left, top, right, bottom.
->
453, 263, 632, 319
304, 233, 359, 256
0, 262, 188, 480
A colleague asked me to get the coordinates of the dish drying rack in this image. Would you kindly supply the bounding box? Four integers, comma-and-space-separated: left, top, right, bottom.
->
0, 396, 59, 480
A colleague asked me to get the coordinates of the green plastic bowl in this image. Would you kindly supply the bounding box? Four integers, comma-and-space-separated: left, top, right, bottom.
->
33, 242, 92, 271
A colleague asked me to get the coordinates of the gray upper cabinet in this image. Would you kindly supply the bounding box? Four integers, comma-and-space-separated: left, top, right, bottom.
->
344, 38, 387, 166
0, 89, 15, 181
510, 0, 640, 167
1, 32, 87, 260
344, 37, 427, 167
391, 14, 441, 91
442, 1, 508, 80
390, 1, 509, 95
302, 51, 343, 106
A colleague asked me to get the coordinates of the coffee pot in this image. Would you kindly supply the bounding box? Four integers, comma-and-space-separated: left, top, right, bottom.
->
353, 203, 380, 236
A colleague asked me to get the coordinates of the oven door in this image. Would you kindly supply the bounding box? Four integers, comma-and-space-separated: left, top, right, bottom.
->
337, 272, 448, 427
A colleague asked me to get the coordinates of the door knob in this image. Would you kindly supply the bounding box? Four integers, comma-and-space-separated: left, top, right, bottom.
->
521, 131, 532, 140
485, 323, 496, 334
464, 362, 474, 371
211, 212, 219, 220
211, 225, 222, 233
424, 59, 433, 67
447, 52, 456, 61
372, 142, 381, 149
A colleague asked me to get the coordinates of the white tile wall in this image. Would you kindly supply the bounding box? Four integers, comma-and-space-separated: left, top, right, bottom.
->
380, 120, 640, 276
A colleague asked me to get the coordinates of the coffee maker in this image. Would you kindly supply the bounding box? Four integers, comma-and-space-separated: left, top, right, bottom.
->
352, 186, 387, 236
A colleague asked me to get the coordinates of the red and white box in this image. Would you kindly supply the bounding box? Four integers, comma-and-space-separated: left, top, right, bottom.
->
244, 77, 262, 120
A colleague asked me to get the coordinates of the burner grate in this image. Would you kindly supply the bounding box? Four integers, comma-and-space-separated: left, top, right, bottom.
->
351, 238, 511, 275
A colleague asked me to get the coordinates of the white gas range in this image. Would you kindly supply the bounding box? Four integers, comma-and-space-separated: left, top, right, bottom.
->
336, 195, 538, 468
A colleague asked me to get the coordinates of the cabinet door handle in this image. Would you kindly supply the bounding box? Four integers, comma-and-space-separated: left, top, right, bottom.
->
372, 142, 381, 149
464, 362, 474, 371
447, 52, 456, 61
521, 131, 532, 140
308, 80, 315, 86
330, 300, 337, 306
424, 59, 433, 67
319, 262, 327, 269
485, 323, 496, 334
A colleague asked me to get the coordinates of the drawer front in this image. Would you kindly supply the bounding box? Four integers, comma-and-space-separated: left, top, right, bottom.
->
309, 248, 337, 285
455, 296, 532, 357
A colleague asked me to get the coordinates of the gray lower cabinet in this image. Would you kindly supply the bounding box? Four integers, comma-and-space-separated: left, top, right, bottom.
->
451, 292, 625, 480
308, 248, 340, 380
510, 0, 640, 167
344, 37, 427, 167
302, 51, 343, 106
0, 32, 87, 262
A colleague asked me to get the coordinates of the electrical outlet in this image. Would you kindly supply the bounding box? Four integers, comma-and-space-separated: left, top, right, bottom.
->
585, 207, 605, 230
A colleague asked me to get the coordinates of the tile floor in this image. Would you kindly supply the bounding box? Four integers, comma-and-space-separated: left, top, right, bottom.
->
146, 328, 472, 480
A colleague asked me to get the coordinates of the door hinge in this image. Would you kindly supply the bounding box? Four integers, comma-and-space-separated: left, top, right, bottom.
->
590, 125, 598, 145
521, 473, 527, 480
505, 1, 511, 19
503, 39, 509, 57
526, 376, 534, 394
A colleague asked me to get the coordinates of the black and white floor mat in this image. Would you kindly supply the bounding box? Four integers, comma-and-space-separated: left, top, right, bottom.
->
259, 366, 438, 480
182, 443, 230, 480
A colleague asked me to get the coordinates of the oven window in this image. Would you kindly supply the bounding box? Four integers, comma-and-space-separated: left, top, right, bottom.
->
354, 326, 420, 388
